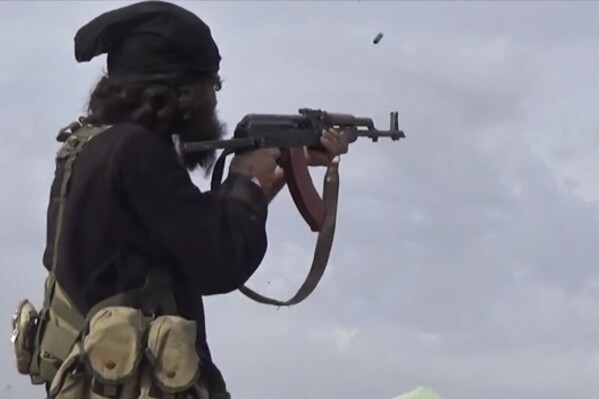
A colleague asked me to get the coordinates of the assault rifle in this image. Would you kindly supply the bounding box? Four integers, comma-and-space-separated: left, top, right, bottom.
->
175, 107, 406, 307
173, 108, 405, 232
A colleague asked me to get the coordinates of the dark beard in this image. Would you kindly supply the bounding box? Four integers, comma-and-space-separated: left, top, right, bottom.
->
175, 108, 227, 175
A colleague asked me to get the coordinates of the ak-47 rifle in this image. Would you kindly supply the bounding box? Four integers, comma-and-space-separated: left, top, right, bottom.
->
173, 108, 405, 308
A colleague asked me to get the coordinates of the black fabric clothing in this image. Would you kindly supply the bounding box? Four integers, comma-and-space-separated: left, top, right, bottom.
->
74, 1, 221, 79
42, 122, 268, 393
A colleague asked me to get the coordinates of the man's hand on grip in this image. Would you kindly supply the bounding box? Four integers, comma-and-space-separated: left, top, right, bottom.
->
229, 148, 281, 193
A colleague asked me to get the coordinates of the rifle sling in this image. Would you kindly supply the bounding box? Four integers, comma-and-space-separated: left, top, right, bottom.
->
239, 159, 340, 306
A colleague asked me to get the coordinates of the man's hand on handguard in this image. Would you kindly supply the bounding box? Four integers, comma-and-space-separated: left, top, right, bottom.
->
304, 128, 350, 167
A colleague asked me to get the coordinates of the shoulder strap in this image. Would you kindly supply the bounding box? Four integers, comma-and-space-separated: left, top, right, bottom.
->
42, 124, 111, 316
29, 123, 110, 384
31, 122, 182, 386
52, 124, 110, 270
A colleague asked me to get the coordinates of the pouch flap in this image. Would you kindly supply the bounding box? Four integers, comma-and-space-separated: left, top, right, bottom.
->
83, 306, 148, 384
49, 342, 85, 396
146, 315, 200, 393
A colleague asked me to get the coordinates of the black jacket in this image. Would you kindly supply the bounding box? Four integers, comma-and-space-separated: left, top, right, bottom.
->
42, 122, 269, 393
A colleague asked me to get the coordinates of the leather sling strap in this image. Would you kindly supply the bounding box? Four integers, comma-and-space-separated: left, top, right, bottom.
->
238, 158, 340, 306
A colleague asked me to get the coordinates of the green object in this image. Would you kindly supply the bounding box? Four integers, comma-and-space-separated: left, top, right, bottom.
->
392, 386, 443, 399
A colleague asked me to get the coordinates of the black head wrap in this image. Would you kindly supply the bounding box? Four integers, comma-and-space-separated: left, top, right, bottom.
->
74, 0, 221, 82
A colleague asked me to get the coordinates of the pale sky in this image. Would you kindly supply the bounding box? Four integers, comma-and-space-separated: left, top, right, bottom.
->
1, 1, 599, 399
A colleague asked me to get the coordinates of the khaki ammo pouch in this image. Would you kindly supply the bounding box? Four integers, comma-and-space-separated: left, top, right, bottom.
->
23, 268, 210, 399
49, 306, 209, 399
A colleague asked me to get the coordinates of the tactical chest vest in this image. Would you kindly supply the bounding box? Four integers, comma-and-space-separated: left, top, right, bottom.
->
11, 123, 207, 399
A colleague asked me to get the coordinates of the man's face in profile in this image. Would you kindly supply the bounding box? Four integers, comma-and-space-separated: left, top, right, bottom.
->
177, 83, 227, 173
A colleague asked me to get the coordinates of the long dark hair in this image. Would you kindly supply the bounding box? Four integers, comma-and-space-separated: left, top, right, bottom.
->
82, 72, 225, 172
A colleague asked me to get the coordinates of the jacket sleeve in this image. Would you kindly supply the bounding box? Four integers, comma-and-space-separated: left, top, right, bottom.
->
115, 127, 269, 295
